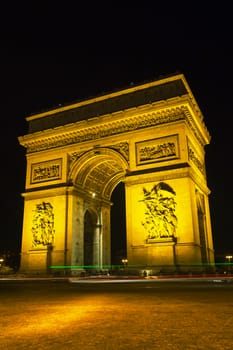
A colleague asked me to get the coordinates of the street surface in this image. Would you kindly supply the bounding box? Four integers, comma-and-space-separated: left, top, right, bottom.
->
0, 278, 233, 349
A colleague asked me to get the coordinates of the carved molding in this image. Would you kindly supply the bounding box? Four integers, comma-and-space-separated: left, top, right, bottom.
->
68, 151, 86, 169
19, 104, 209, 153
108, 142, 129, 161
69, 142, 129, 170
146, 237, 177, 244
19, 107, 183, 152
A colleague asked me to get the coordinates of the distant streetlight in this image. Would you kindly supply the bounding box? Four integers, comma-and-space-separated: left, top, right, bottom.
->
121, 258, 128, 275
0, 258, 4, 267
121, 258, 128, 266
226, 255, 232, 273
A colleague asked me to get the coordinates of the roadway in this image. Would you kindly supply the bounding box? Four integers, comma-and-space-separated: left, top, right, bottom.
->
0, 278, 233, 349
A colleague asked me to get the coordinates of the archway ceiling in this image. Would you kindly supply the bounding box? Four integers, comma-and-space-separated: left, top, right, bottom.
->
76, 157, 125, 198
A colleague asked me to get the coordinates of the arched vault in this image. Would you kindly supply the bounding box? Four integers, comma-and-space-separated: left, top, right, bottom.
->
69, 148, 129, 200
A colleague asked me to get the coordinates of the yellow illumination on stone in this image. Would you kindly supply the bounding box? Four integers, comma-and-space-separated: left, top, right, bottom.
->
18, 73, 215, 275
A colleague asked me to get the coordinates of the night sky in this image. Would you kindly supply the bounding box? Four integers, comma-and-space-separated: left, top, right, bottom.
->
1, 3, 232, 261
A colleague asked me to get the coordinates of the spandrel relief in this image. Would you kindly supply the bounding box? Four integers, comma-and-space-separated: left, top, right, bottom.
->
31, 202, 55, 247
140, 182, 177, 241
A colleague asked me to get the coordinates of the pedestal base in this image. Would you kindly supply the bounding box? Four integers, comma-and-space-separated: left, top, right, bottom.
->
146, 238, 176, 271
27, 246, 52, 274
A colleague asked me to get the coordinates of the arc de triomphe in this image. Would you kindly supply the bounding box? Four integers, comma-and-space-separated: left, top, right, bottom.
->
18, 73, 215, 275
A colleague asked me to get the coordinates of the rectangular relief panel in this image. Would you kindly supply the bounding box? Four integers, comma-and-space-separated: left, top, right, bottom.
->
30, 158, 62, 184
135, 134, 180, 166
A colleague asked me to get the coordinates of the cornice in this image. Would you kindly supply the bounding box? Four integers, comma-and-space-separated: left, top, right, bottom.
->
124, 166, 210, 194
21, 186, 74, 199
18, 103, 209, 153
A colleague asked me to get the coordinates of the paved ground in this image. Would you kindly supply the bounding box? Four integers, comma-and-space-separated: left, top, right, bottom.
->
0, 278, 233, 349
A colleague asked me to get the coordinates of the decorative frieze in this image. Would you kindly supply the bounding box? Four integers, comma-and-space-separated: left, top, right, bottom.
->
188, 144, 205, 175
21, 107, 187, 153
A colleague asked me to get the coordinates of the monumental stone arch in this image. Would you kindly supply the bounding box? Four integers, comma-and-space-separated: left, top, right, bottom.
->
18, 73, 215, 275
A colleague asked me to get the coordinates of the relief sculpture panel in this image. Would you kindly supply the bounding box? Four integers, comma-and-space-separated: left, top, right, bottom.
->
31, 202, 55, 247
140, 182, 177, 242
31, 158, 62, 184
136, 135, 179, 165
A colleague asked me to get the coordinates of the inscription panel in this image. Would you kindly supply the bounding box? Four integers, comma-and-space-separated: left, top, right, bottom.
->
136, 134, 179, 166
31, 158, 62, 184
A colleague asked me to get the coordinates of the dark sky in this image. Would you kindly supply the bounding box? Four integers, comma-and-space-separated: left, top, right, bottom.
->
1, 3, 232, 258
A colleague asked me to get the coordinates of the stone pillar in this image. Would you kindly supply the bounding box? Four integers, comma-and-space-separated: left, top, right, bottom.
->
101, 204, 111, 267
93, 223, 102, 269
71, 196, 84, 275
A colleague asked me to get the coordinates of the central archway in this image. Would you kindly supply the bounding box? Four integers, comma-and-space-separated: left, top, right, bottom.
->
69, 147, 129, 272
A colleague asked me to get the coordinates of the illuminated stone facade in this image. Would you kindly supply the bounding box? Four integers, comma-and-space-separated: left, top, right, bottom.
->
18, 74, 215, 275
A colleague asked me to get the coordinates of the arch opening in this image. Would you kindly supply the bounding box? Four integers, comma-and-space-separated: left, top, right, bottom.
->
71, 148, 128, 273
70, 148, 128, 201
110, 182, 127, 266
83, 209, 97, 269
